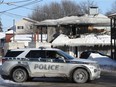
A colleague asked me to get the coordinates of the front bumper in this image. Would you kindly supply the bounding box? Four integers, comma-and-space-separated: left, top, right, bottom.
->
90, 68, 101, 80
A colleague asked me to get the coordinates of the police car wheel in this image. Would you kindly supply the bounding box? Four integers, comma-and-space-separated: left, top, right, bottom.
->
12, 68, 28, 82
73, 69, 88, 83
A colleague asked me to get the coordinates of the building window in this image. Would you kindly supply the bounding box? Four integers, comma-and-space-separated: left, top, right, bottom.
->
17, 26, 24, 29
30, 26, 33, 29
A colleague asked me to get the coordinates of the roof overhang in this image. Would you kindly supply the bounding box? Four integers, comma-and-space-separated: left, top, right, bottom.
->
108, 13, 116, 18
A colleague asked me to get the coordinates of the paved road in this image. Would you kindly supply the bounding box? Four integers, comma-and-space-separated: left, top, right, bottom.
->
0, 72, 116, 87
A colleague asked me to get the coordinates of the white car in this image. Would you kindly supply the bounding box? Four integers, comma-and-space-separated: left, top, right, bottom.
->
0, 47, 101, 83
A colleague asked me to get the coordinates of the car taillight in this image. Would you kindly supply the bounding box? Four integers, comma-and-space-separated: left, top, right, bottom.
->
2, 58, 7, 64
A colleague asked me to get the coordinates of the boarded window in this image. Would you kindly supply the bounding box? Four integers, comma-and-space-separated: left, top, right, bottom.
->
17, 26, 24, 29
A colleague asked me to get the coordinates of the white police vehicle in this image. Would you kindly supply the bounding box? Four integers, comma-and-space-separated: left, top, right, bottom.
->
0, 47, 101, 83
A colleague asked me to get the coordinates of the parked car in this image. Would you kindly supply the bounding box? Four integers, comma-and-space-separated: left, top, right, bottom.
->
80, 50, 116, 67
0, 47, 101, 83
80, 50, 110, 59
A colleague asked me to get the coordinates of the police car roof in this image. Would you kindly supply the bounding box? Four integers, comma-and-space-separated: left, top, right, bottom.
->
9, 47, 60, 51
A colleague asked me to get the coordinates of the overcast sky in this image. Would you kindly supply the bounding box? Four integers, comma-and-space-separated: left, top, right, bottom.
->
0, 0, 115, 32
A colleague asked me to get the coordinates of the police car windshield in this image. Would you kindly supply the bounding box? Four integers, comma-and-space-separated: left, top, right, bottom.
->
58, 50, 74, 60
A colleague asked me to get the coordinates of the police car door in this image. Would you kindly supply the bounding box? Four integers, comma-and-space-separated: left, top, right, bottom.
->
26, 50, 48, 77
44, 50, 68, 77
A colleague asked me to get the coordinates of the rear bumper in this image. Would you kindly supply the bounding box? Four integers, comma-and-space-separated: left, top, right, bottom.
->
0, 65, 9, 76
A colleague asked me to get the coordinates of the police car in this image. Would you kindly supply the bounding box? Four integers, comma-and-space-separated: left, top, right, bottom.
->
0, 47, 101, 83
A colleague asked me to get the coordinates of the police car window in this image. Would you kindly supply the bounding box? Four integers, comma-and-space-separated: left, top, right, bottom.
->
46, 51, 56, 58
58, 50, 74, 59
46, 51, 65, 63
26, 50, 46, 58
5, 51, 23, 57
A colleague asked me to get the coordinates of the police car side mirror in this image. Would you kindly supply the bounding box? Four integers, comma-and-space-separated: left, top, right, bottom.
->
38, 57, 42, 61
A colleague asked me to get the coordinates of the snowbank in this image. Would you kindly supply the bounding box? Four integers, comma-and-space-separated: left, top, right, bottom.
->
0, 76, 15, 84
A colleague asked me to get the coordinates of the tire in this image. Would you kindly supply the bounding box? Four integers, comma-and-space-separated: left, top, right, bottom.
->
12, 68, 28, 82
73, 69, 88, 83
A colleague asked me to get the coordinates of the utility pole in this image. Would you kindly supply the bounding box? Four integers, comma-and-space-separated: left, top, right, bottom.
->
110, 14, 116, 60
0, 18, 3, 32
13, 19, 15, 42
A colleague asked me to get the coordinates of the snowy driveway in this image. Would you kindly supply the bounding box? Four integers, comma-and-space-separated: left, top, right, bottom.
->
0, 71, 116, 87
0, 57, 116, 87
0, 60, 116, 87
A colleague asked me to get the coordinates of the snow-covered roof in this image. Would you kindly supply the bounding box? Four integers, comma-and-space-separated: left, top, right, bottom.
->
52, 34, 69, 46
79, 14, 110, 24
36, 19, 58, 26
52, 34, 111, 46
68, 35, 110, 46
23, 18, 39, 23
95, 14, 108, 18
0, 32, 5, 39
5, 30, 15, 34
57, 16, 79, 25
108, 13, 116, 17
36, 14, 110, 26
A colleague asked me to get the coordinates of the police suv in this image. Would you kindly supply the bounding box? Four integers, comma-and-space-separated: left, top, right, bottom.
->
0, 47, 101, 83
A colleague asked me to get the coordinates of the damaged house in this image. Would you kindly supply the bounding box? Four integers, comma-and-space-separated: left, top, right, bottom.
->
35, 7, 110, 57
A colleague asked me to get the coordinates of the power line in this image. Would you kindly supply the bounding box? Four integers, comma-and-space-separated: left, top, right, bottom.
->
3, 0, 34, 4
4, 12, 27, 18
0, 0, 43, 13
1, 0, 34, 5
5, 2, 36, 11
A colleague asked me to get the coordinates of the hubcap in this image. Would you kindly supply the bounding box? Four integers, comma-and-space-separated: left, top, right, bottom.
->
13, 70, 25, 81
77, 72, 85, 80
75, 71, 86, 82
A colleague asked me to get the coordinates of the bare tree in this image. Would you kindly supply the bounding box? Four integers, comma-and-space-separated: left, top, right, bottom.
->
29, 0, 82, 21
111, 1, 116, 13
106, 1, 116, 16
29, 2, 62, 21
79, 0, 97, 14
61, 0, 82, 16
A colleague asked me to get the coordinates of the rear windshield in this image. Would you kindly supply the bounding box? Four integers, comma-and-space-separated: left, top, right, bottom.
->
5, 51, 23, 57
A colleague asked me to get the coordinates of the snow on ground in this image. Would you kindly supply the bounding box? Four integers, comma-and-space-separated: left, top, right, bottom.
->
0, 76, 15, 84
88, 53, 116, 72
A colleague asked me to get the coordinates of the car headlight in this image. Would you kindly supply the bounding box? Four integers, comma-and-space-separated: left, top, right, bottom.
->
83, 62, 100, 68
